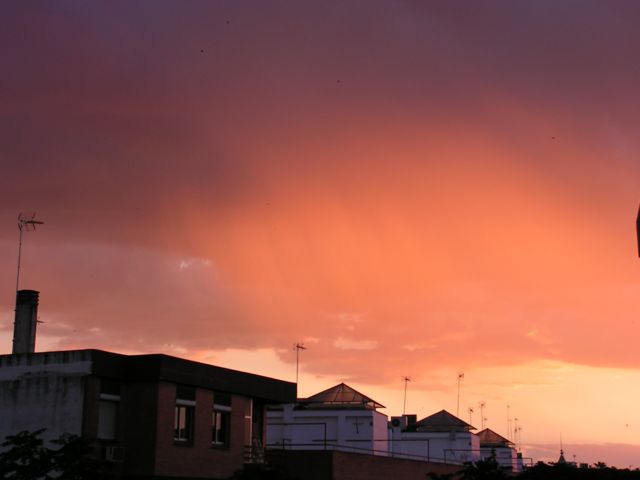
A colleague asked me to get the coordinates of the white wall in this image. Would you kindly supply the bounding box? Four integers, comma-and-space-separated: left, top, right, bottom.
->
266, 405, 389, 456
372, 411, 388, 454
480, 446, 520, 472
389, 430, 480, 464
0, 353, 91, 444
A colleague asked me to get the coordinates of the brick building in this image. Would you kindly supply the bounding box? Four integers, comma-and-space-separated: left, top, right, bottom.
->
0, 349, 296, 479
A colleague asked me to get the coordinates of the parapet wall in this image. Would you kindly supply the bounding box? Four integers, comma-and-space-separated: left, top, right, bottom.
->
267, 448, 461, 480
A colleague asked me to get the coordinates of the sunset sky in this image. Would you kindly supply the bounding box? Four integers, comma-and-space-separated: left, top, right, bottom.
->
2, 0, 640, 467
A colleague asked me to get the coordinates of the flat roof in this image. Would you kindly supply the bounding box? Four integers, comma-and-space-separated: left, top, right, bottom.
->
0, 349, 296, 404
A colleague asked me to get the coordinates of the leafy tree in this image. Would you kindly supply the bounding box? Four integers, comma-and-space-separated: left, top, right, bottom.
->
0, 429, 52, 480
0, 430, 106, 480
50, 433, 107, 480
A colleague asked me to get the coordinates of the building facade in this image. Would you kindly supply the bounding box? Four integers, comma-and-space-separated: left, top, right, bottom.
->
477, 428, 522, 472
389, 410, 480, 464
0, 349, 296, 479
266, 383, 388, 456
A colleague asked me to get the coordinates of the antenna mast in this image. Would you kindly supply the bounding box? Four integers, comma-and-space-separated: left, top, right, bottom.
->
16, 212, 44, 291
456, 372, 464, 417
402, 376, 411, 415
479, 401, 486, 429
294, 343, 306, 386
468, 406, 474, 425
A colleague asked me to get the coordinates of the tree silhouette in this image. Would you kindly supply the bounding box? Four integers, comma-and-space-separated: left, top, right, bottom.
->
0, 430, 106, 480
459, 451, 508, 480
0, 429, 52, 480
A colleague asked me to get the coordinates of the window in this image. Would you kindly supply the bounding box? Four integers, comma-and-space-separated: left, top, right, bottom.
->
98, 399, 118, 440
174, 404, 195, 443
212, 409, 230, 446
212, 392, 231, 447
98, 379, 120, 440
174, 385, 196, 444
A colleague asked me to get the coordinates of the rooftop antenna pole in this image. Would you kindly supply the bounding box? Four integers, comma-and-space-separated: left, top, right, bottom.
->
507, 405, 512, 439
468, 407, 474, 425
16, 212, 44, 292
479, 401, 486, 430
294, 343, 306, 386
402, 376, 411, 415
517, 424, 523, 452
514, 417, 519, 450
457, 372, 464, 417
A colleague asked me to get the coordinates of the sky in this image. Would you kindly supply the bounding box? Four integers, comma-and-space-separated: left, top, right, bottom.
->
1, 0, 640, 467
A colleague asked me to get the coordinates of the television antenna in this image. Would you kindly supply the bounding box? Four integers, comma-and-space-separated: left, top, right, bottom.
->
468, 406, 474, 425
402, 376, 411, 415
294, 343, 306, 385
479, 401, 486, 429
16, 212, 44, 291
516, 425, 523, 452
456, 372, 464, 417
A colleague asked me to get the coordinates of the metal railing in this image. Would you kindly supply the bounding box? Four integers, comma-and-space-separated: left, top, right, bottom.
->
244, 438, 265, 464
266, 440, 483, 466
267, 422, 533, 466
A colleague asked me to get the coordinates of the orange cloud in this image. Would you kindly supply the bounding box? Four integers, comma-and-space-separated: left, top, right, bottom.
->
1, 0, 640, 466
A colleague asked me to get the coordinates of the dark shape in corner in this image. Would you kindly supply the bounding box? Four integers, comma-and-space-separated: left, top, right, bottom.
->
637, 203, 640, 257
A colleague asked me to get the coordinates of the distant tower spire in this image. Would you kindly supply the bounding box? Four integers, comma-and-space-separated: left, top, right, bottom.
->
558, 433, 566, 463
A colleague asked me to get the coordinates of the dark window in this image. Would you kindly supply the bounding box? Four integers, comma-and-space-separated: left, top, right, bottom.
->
176, 385, 196, 401
100, 379, 121, 396
98, 400, 118, 440
212, 392, 231, 447
175, 385, 196, 444
212, 409, 230, 446
98, 379, 121, 440
174, 404, 194, 443
215, 391, 231, 406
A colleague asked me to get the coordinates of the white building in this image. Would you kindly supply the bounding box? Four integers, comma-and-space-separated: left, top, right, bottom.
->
389, 410, 480, 464
266, 383, 389, 455
477, 428, 522, 472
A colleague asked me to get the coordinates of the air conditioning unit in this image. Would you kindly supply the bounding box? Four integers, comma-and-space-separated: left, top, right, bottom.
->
390, 416, 407, 430
105, 445, 126, 462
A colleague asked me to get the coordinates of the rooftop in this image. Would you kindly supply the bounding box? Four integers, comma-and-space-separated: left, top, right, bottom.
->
0, 349, 296, 404
297, 382, 385, 410
477, 428, 514, 447
415, 409, 475, 432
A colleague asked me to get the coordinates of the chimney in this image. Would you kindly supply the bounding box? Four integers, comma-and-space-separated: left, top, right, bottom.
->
12, 289, 39, 354
405, 414, 417, 427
